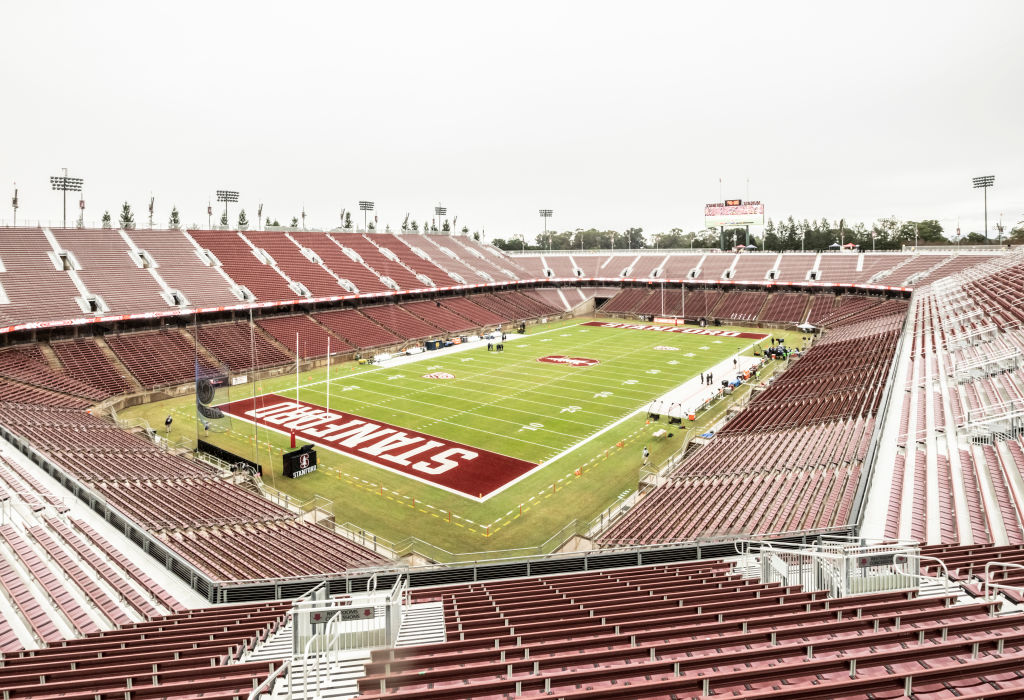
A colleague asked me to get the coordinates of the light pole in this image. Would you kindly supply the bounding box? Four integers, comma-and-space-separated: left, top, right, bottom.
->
258, 203, 263, 230
207, 201, 212, 229
539, 209, 553, 251
434, 204, 447, 234
11, 183, 18, 227
50, 169, 83, 229
359, 201, 374, 232
972, 175, 995, 241
216, 190, 239, 228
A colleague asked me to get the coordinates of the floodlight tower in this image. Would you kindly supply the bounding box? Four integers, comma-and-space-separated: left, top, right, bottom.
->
434, 204, 447, 233
50, 169, 83, 228
972, 175, 995, 240
216, 190, 239, 228
539, 209, 553, 251
359, 201, 374, 231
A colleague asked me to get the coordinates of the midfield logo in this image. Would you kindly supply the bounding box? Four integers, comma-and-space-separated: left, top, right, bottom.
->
423, 372, 455, 379
537, 355, 600, 367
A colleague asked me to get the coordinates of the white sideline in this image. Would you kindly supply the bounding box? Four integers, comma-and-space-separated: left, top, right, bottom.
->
484, 338, 767, 500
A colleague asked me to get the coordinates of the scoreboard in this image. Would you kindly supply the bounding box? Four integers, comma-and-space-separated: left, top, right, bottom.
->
704, 200, 765, 228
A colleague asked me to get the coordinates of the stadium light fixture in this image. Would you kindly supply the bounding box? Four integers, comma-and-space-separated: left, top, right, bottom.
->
50, 169, 84, 228
359, 200, 374, 231
216, 189, 239, 228
434, 204, 447, 233
539, 209, 553, 251
972, 175, 995, 241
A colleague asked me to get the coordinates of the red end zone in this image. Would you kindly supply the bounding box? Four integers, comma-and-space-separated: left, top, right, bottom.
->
218, 394, 537, 499
583, 321, 768, 340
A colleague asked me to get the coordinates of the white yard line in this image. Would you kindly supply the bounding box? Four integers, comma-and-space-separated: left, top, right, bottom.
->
483, 339, 765, 499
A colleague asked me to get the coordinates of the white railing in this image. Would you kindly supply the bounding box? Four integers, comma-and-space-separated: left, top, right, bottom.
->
287, 574, 408, 699
983, 561, 1024, 603
734, 537, 921, 598
893, 553, 950, 600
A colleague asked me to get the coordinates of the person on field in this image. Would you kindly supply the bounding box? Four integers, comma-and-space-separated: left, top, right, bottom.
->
642, 446, 650, 466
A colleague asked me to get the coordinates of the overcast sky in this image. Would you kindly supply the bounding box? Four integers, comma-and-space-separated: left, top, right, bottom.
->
1, 1, 1021, 240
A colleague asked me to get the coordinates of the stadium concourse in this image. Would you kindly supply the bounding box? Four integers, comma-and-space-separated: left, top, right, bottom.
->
0, 225, 1022, 696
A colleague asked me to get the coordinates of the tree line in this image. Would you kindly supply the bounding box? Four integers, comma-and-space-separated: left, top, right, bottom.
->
490, 216, 1023, 252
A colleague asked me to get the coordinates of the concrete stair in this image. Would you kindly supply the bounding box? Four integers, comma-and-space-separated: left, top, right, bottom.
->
395, 601, 446, 646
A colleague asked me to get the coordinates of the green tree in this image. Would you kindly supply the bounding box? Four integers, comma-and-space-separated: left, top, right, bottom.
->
900, 219, 946, 245
442, 219, 451, 232
343, 212, 353, 230
622, 227, 646, 249
119, 202, 135, 230
410, 220, 419, 231
462, 225, 470, 234
168, 206, 180, 227
368, 220, 375, 231
219, 210, 228, 226
271, 219, 280, 227
238, 209, 249, 230
101, 211, 112, 229
1010, 224, 1024, 244
291, 216, 299, 227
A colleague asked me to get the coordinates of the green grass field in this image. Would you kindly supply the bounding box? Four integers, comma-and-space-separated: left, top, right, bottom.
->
122, 318, 798, 560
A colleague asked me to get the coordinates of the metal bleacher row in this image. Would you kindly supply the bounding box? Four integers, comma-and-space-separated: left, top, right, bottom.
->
0, 403, 386, 584
598, 307, 906, 546
872, 248, 1024, 548
0, 290, 561, 399
358, 560, 1024, 699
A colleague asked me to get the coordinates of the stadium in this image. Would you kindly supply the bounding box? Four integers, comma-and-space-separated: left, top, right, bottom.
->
3, 1, 1024, 697
0, 217, 1022, 698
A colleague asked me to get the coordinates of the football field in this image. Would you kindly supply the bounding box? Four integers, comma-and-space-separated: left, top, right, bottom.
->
219, 321, 765, 499
125, 318, 785, 557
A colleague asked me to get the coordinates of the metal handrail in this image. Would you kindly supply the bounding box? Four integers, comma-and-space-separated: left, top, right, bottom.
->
247, 660, 289, 700
983, 561, 1024, 603
893, 553, 950, 601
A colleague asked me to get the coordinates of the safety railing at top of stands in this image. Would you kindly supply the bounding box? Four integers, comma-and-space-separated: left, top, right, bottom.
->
893, 553, 950, 602
983, 561, 1024, 605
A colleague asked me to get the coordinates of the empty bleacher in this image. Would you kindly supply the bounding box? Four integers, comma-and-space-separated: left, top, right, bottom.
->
290, 231, 392, 295
815, 252, 860, 282
0, 598, 288, 695
50, 338, 137, 396
440, 296, 505, 326
397, 234, 492, 284
772, 253, 816, 281
758, 292, 809, 323
361, 304, 441, 341
197, 321, 292, 371
358, 561, 1022, 700
355, 233, 447, 289
244, 230, 348, 297
712, 290, 768, 321
125, 228, 241, 308
401, 300, 477, 333
0, 345, 108, 402
188, 229, 296, 301
0, 228, 90, 325
256, 313, 353, 358
313, 308, 403, 349
106, 329, 217, 388
51, 228, 171, 315
731, 253, 775, 281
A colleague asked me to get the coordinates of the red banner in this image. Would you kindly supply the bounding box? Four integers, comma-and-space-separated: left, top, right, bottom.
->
218, 394, 537, 499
